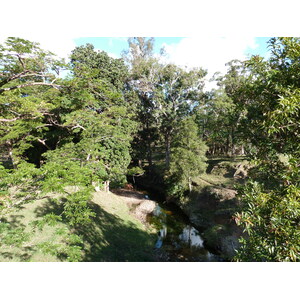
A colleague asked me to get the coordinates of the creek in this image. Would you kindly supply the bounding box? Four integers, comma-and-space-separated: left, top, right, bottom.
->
144, 194, 222, 262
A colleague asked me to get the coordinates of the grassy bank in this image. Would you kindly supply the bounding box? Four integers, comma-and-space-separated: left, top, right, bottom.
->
175, 157, 249, 260
0, 191, 156, 262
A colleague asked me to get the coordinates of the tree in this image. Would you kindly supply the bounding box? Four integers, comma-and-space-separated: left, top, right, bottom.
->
155, 64, 206, 168
167, 117, 208, 196
0, 39, 136, 224
123, 37, 161, 168
195, 88, 237, 156
234, 37, 300, 261
204, 60, 251, 157
0, 38, 66, 167
0, 37, 64, 94
55, 43, 138, 190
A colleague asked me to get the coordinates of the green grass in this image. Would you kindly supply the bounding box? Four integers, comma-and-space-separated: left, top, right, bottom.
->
0, 191, 156, 262
76, 191, 156, 261
192, 173, 234, 189
0, 198, 69, 262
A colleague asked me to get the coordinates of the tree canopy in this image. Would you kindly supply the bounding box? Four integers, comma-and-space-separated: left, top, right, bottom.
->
1, 36, 299, 262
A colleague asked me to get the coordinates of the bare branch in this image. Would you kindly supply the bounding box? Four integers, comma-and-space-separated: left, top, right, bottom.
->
0, 70, 30, 88
72, 124, 86, 131
0, 71, 55, 88
37, 138, 51, 150
0, 82, 61, 94
0, 117, 18, 122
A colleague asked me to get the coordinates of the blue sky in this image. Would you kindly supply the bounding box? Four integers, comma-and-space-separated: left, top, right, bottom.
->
72, 37, 272, 89
245, 37, 271, 57
0, 35, 273, 90
0, 36, 272, 74
74, 37, 186, 58
73, 37, 271, 60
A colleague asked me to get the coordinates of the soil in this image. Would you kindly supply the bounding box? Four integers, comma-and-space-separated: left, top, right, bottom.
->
112, 188, 156, 224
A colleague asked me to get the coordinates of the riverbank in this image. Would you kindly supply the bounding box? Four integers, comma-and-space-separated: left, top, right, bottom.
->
132, 157, 250, 261
0, 190, 157, 262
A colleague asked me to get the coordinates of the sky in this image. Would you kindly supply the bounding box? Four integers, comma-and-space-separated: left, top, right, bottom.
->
73, 36, 271, 89
0, 35, 272, 90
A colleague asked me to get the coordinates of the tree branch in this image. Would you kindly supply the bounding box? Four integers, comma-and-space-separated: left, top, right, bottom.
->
0, 70, 30, 88
0, 82, 61, 94
71, 124, 86, 131
0, 117, 18, 122
37, 138, 51, 150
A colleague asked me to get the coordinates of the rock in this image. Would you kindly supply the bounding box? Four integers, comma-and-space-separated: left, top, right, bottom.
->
209, 187, 237, 201
219, 235, 240, 259
137, 200, 156, 214
128, 199, 156, 224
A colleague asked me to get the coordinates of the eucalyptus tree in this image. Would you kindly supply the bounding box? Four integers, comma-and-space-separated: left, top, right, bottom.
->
124, 38, 207, 170
195, 89, 237, 156
122, 37, 162, 168
155, 63, 207, 168
209, 60, 251, 156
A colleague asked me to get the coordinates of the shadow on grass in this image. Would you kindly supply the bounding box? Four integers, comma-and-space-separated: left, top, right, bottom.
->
33, 198, 156, 262
75, 201, 156, 262
0, 213, 25, 229
0, 213, 36, 262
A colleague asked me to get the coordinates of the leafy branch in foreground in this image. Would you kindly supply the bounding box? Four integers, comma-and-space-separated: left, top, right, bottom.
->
233, 38, 300, 262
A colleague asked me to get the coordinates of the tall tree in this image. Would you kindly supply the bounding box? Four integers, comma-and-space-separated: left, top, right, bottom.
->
234, 37, 300, 261
0, 37, 64, 94
123, 37, 161, 168
155, 63, 206, 168
0, 37, 65, 167
167, 117, 208, 196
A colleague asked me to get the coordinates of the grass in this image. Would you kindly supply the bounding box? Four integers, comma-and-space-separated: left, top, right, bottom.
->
192, 173, 235, 189
0, 191, 156, 262
0, 198, 68, 262
76, 191, 156, 261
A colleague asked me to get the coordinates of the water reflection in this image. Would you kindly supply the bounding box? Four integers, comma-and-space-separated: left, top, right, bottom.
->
179, 226, 204, 248
150, 203, 219, 261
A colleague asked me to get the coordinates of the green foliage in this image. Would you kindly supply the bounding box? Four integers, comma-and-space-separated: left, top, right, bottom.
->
167, 117, 208, 197
1, 37, 138, 228
3, 36, 299, 262
30, 213, 63, 231
37, 241, 83, 262
232, 38, 300, 261
195, 88, 239, 156
0, 222, 30, 247
63, 189, 96, 226
127, 166, 144, 176
235, 180, 300, 261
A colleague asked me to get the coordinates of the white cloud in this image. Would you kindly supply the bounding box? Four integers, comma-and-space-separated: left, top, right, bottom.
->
0, 35, 77, 61
24, 36, 77, 60
0, 35, 259, 90
162, 37, 259, 90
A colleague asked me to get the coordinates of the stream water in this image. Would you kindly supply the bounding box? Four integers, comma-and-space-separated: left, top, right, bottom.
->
146, 198, 222, 262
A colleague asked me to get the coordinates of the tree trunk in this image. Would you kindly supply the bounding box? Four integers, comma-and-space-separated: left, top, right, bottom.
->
231, 127, 235, 157
226, 134, 230, 156
240, 144, 245, 156
7, 145, 16, 169
165, 132, 171, 169
188, 177, 192, 192
104, 180, 110, 193
147, 140, 153, 168
145, 120, 153, 168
